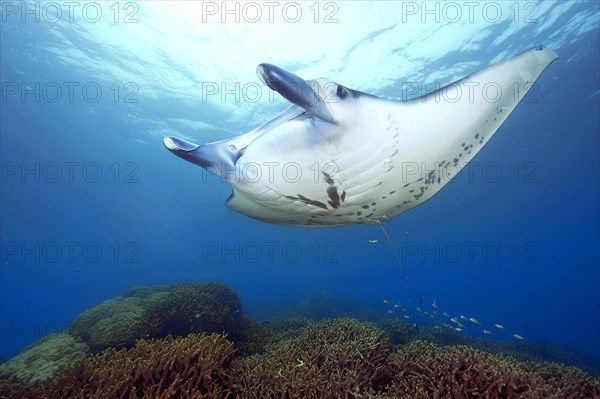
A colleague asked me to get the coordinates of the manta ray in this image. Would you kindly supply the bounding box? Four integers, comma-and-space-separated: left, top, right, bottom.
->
165, 46, 557, 228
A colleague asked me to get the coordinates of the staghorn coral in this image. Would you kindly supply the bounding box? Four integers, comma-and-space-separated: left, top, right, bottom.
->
529, 362, 600, 398
50, 333, 236, 399
472, 337, 600, 377
375, 318, 468, 348
232, 315, 318, 358
235, 318, 393, 398
384, 340, 600, 399
0, 333, 89, 384
0, 380, 47, 399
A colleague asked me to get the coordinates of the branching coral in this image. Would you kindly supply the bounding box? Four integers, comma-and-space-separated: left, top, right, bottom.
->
384, 340, 600, 399
2, 317, 599, 399
0, 380, 47, 399
235, 318, 393, 398
50, 333, 236, 399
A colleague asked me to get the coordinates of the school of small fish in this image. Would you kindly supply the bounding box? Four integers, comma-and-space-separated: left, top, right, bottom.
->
381, 298, 525, 341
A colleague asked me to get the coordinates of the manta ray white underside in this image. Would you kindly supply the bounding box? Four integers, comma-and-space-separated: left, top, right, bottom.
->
165, 46, 558, 227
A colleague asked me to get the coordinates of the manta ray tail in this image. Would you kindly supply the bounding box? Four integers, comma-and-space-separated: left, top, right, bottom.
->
378, 221, 408, 284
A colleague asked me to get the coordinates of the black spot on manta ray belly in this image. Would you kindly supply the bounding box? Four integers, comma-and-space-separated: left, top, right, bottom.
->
321, 171, 335, 185
286, 194, 328, 210
327, 186, 341, 209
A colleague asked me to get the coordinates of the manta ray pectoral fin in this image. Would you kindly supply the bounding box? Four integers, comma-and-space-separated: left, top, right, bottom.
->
257, 63, 335, 123
164, 136, 242, 179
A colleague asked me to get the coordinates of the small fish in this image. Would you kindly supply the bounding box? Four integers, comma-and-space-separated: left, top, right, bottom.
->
494, 323, 505, 329
460, 315, 467, 320
194, 313, 201, 319
416, 307, 422, 312
469, 317, 480, 324
432, 303, 439, 309
483, 329, 492, 335
455, 327, 463, 332
383, 299, 390, 304
458, 322, 466, 328
513, 333, 524, 340
423, 311, 429, 315
394, 303, 401, 308
443, 312, 451, 317
433, 325, 440, 329
232, 309, 240, 315
387, 310, 394, 314
403, 315, 410, 319
368, 239, 378, 243
450, 317, 459, 324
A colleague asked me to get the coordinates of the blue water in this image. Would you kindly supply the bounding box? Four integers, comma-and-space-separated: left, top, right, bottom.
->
1, 1, 599, 368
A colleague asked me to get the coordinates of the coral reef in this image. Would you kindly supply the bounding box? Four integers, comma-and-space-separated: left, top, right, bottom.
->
142, 282, 243, 341
1, 317, 599, 399
0, 333, 89, 384
472, 337, 600, 377
0, 380, 46, 399
3, 279, 600, 399
375, 318, 468, 347
70, 282, 247, 353
51, 333, 235, 398
235, 318, 393, 398
70, 296, 148, 352
384, 340, 600, 399
296, 290, 379, 320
